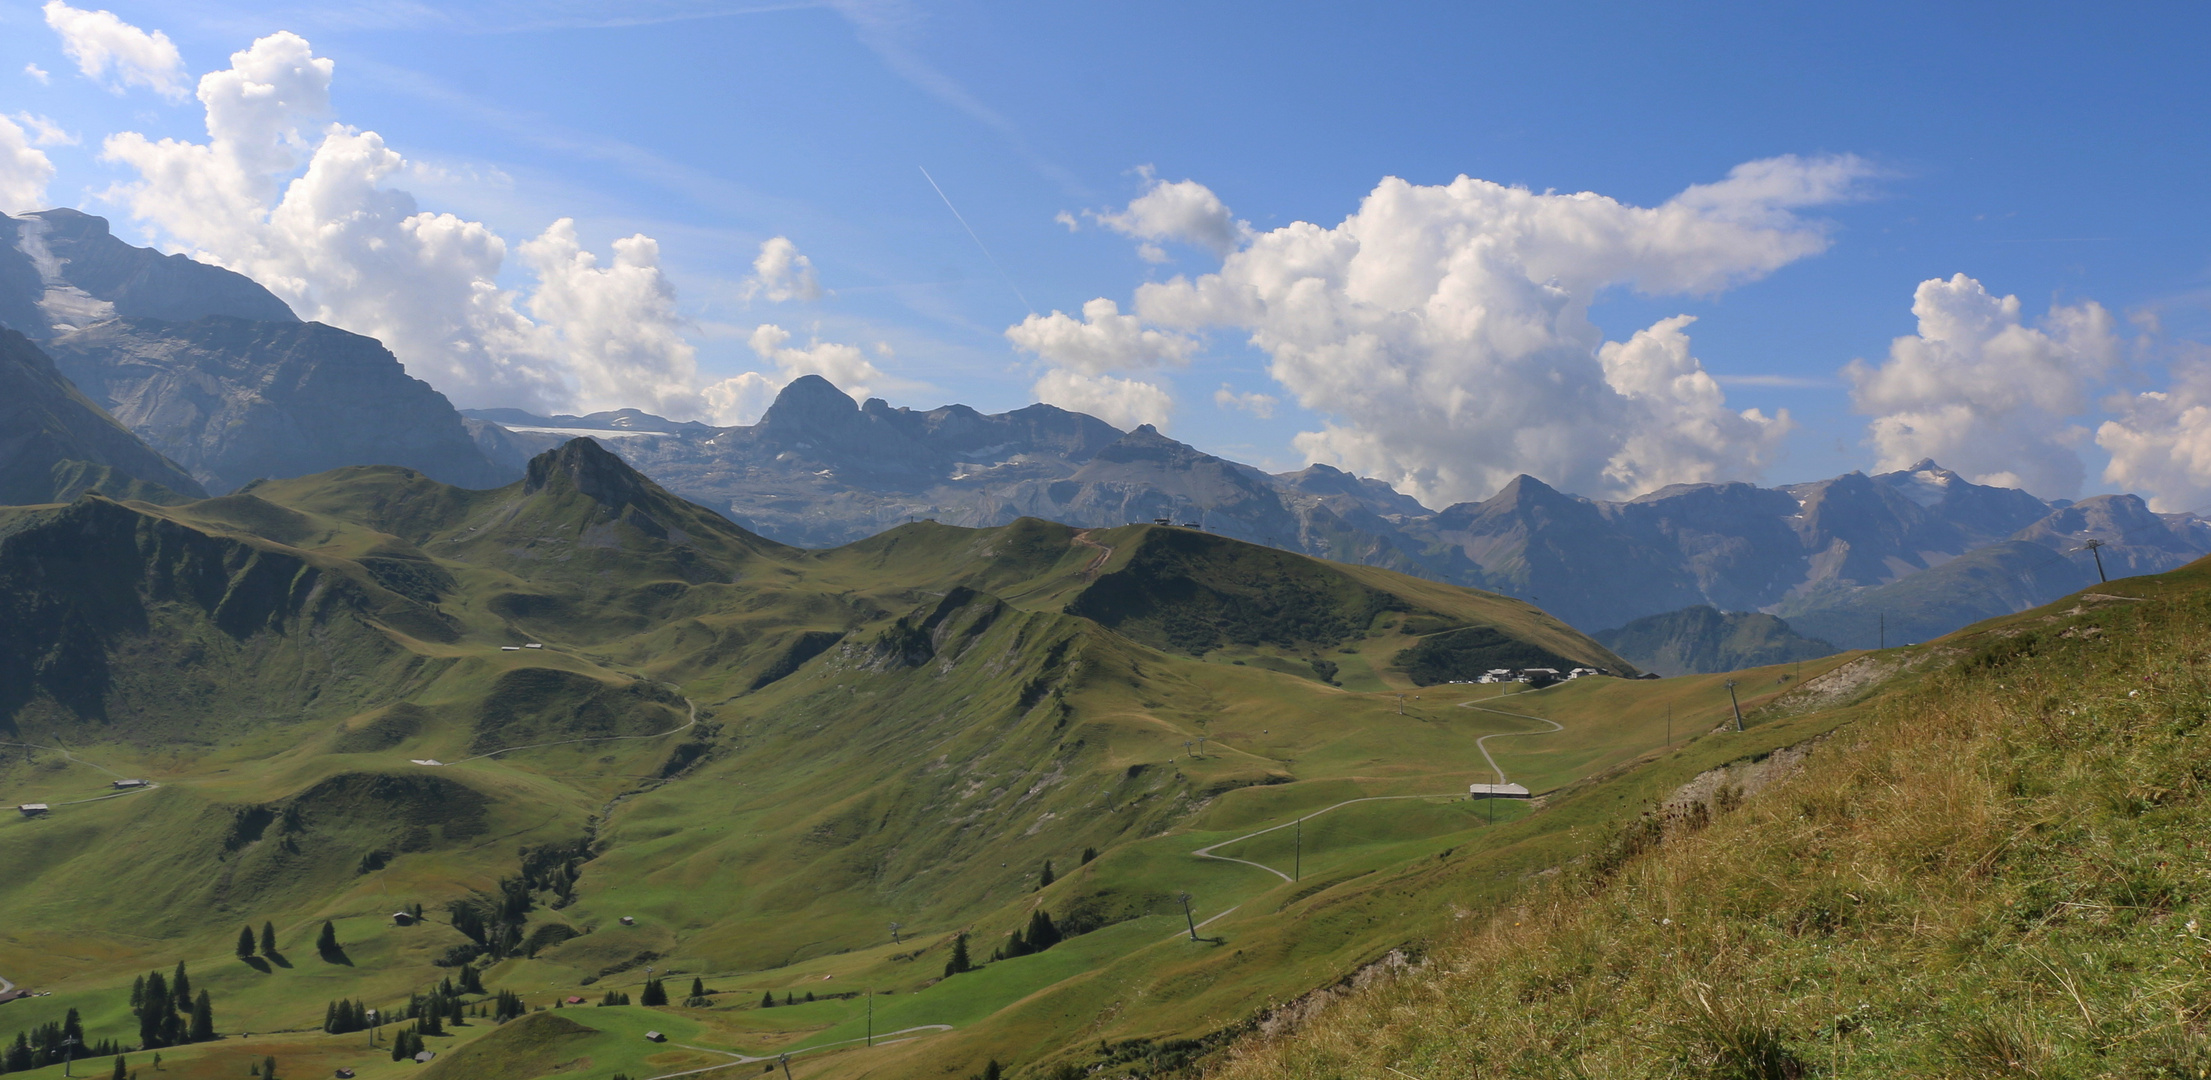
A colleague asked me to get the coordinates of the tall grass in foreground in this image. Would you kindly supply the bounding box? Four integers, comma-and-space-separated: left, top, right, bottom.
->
1211, 593, 2211, 1079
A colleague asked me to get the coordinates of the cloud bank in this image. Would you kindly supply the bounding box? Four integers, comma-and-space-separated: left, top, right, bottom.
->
2099, 347, 2211, 513
96, 28, 714, 417
1845, 273, 2116, 498
1111, 156, 1865, 505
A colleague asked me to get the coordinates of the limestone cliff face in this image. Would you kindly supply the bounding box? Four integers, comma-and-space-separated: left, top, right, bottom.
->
44, 317, 514, 494
0, 327, 205, 505
0, 209, 297, 337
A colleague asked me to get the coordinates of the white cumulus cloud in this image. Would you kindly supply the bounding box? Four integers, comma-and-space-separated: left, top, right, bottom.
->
1086, 167, 1249, 258
1131, 155, 1870, 506
24, 63, 52, 85
1845, 273, 2117, 497
1596, 315, 1793, 495
43, 1, 187, 99
2098, 348, 2211, 513
1005, 297, 1196, 374
99, 30, 708, 417
741, 236, 821, 303
0, 116, 55, 211
1033, 368, 1174, 432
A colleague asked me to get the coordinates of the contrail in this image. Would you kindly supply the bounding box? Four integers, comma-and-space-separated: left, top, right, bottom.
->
918, 165, 1034, 315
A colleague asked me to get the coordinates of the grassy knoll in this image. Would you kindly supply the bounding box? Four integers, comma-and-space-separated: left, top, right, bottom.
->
1207, 562, 2211, 1079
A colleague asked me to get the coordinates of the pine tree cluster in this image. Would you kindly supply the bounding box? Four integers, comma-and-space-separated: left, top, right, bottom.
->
493, 989, 527, 1023
684, 978, 710, 1007
321, 999, 374, 1035
597, 990, 632, 1006
0, 1009, 122, 1073
388, 1026, 428, 1062
127, 963, 214, 1049
639, 978, 668, 1007
995, 910, 1064, 960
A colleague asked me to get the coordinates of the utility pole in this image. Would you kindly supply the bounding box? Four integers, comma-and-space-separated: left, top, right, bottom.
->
780, 1053, 795, 1080
1725, 680, 1744, 732
866, 989, 873, 1047
2082, 538, 2109, 583
1178, 892, 1199, 941
60, 1035, 78, 1077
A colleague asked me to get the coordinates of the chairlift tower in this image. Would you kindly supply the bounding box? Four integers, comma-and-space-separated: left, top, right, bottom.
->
1178, 892, 1199, 941
1725, 680, 1743, 732
2081, 538, 2109, 583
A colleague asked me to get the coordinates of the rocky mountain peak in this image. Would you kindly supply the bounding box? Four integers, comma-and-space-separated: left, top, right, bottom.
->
758, 374, 862, 432
523, 436, 656, 507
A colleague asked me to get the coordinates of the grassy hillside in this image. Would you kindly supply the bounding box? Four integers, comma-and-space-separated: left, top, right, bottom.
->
1595, 603, 1838, 676
1209, 557, 2211, 1079
0, 440, 1808, 1080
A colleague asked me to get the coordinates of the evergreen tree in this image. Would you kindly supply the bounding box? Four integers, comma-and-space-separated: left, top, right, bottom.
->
1038, 859, 1055, 889
943, 932, 973, 977
111, 1054, 127, 1080
189, 991, 213, 1043
687, 977, 707, 1005
6, 1031, 31, 1072
64, 1007, 85, 1049
1024, 909, 1062, 952
315, 921, 339, 954
171, 962, 191, 1011
138, 971, 172, 1049
236, 926, 257, 958
261, 922, 278, 956
982, 1060, 1003, 1080
1080, 846, 1097, 866
760, 992, 775, 1009
783, 992, 794, 1006
129, 975, 144, 1011
639, 978, 668, 1007
262, 1054, 277, 1079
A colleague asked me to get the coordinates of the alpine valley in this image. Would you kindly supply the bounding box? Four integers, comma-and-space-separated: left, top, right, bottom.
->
4, 210, 2211, 1080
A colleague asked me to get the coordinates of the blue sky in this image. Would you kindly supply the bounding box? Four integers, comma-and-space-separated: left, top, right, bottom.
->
3, 1, 2208, 507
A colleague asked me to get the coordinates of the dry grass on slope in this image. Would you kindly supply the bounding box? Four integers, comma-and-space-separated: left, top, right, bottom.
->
1209, 591, 2211, 1079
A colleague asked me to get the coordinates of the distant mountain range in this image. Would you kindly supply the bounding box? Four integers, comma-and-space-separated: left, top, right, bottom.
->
2, 206, 2203, 658
467, 383, 2211, 649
